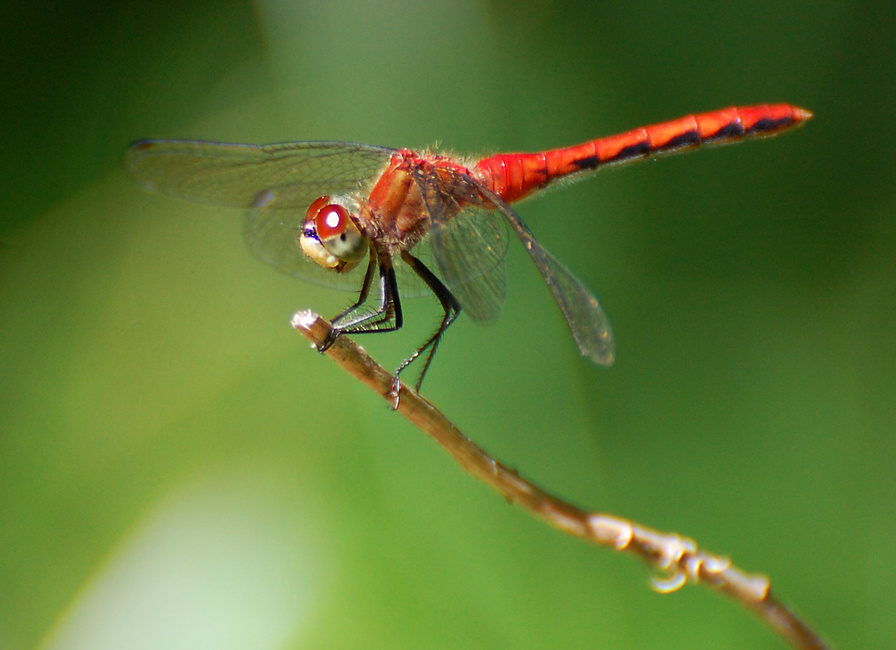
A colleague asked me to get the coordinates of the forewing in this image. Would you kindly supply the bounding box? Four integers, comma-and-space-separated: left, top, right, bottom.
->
124, 139, 395, 207
125, 139, 395, 288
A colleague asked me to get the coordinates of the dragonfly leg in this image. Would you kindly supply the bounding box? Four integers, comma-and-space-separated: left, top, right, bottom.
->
395, 251, 461, 392
320, 249, 379, 351
324, 252, 403, 348
331, 245, 378, 323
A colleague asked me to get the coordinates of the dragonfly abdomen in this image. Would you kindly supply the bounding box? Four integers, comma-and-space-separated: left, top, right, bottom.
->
475, 104, 812, 204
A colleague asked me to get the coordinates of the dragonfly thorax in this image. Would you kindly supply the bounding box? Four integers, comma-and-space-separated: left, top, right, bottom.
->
362, 150, 478, 257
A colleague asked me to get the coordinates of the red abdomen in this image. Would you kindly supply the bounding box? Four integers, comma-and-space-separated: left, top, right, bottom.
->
474, 104, 812, 204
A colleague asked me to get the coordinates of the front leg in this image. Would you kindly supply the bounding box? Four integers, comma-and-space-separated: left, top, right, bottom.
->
323, 252, 403, 349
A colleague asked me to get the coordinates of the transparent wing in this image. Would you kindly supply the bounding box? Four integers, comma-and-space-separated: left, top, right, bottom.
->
407, 162, 509, 323
124, 138, 396, 289
429, 207, 507, 323
475, 185, 616, 365
123, 139, 396, 208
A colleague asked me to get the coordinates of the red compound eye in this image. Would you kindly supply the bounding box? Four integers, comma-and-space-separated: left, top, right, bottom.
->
313, 203, 350, 239
301, 196, 367, 266
304, 196, 331, 224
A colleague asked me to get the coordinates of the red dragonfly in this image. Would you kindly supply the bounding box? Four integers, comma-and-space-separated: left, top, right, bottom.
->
125, 104, 811, 390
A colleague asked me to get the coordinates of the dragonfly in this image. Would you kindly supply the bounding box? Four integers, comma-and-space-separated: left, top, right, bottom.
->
125, 103, 811, 391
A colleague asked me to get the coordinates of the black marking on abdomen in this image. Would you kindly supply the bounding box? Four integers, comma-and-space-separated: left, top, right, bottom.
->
704, 121, 746, 143
657, 129, 702, 151
746, 116, 792, 135
614, 140, 652, 163
571, 155, 600, 170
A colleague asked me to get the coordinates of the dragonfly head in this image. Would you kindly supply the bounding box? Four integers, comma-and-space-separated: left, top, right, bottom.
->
300, 196, 367, 273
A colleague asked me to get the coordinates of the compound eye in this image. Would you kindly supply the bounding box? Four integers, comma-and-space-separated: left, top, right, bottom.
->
299, 196, 367, 270
310, 200, 366, 263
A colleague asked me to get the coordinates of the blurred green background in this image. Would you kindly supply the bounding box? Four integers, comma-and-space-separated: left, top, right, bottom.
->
2, 1, 893, 648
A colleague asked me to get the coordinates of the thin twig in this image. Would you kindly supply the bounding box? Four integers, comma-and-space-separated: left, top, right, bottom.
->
292, 310, 832, 650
